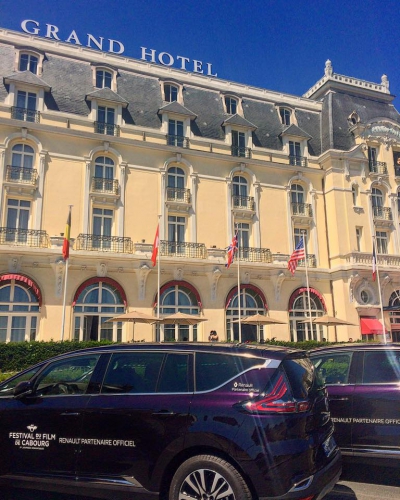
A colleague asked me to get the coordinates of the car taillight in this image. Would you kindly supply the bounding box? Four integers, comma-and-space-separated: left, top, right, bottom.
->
244, 374, 310, 414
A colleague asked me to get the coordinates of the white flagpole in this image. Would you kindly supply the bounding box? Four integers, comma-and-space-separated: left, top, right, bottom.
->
61, 205, 72, 342
157, 215, 161, 342
302, 231, 314, 340
373, 234, 387, 344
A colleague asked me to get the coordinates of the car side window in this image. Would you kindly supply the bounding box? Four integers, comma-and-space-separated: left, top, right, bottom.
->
35, 355, 100, 396
312, 353, 352, 385
101, 352, 165, 393
0, 365, 43, 397
362, 351, 400, 384
158, 353, 189, 393
195, 353, 265, 391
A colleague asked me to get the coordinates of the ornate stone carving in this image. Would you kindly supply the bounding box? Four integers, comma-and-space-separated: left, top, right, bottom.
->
271, 271, 286, 301
8, 257, 20, 273
324, 59, 333, 77
209, 267, 222, 301
174, 267, 184, 281
136, 263, 151, 300
97, 262, 107, 277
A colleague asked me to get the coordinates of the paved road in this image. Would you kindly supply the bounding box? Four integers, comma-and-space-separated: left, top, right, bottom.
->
2, 462, 399, 499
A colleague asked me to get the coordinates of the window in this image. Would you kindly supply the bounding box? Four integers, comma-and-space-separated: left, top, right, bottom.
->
352, 185, 359, 206
93, 156, 115, 193
232, 175, 250, 208
0, 281, 40, 342
225, 96, 237, 115
294, 227, 307, 250
167, 120, 184, 147
312, 353, 352, 385
164, 84, 178, 102
10, 144, 35, 182
371, 187, 383, 208
168, 215, 185, 255
291, 183, 304, 204
96, 69, 112, 89
19, 53, 38, 74
368, 146, 378, 166
289, 289, 325, 342
362, 351, 400, 384
73, 281, 124, 341
14, 90, 37, 122
237, 222, 250, 249
376, 231, 388, 254
289, 141, 302, 165
96, 106, 116, 135
231, 130, 246, 157
92, 208, 113, 249
280, 108, 291, 125
225, 287, 266, 343
6, 199, 30, 243
356, 227, 362, 252
360, 290, 369, 304
167, 167, 186, 202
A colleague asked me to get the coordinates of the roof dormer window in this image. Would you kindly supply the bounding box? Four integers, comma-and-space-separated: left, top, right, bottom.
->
225, 96, 238, 115
19, 53, 38, 74
96, 69, 112, 89
279, 107, 291, 125
165, 84, 178, 102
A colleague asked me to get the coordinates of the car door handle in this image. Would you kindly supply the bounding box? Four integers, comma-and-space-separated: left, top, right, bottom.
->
60, 412, 81, 416
152, 410, 176, 416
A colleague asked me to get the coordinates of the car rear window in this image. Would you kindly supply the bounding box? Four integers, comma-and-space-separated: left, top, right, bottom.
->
283, 357, 314, 398
362, 350, 400, 384
195, 352, 267, 391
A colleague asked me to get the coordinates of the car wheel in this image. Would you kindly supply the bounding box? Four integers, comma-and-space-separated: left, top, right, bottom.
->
169, 454, 252, 500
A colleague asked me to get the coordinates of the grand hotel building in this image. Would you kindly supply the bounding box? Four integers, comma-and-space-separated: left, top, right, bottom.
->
1, 26, 400, 344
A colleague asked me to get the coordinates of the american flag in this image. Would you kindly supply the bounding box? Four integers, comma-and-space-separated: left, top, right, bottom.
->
226, 231, 239, 268
288, 237, 305, 275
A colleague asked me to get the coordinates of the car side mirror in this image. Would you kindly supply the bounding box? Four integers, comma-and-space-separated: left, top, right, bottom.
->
13, 380, 34, 399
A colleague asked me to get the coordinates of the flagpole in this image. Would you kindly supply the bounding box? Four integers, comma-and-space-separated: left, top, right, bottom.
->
61, 205, 72, 342
157, 215, 161, 342
373, 234, 387, 344
302, 230, 314, 341
236, 223, 241, 343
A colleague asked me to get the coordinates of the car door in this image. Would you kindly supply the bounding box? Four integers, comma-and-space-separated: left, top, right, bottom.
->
76, 350, 193, 492
1, 353, 101, 476
311, 350, 355, 452
351, 349, 400, 459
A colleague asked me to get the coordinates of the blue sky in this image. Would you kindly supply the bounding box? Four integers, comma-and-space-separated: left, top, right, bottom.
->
1, 0, 400, 104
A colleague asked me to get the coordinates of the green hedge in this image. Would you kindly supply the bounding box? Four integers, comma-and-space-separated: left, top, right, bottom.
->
0, 338, 350, 376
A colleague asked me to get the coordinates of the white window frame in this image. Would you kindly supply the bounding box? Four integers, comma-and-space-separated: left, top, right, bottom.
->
376, 230, 388, 254
279, 107, 291, 125
15, 49, 44, 75
92, 66, 117, 91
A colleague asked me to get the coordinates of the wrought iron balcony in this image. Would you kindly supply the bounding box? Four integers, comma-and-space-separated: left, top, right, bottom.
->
232, 195, 255, 211
0, 228, 49, 248
11, 106, 40, 123
91, 177, 119, 195
373, 206, 392, 221
289, 155, 308, 167
160, 240, 206, 259
291, 202, 313, 217
369, 161, 388, 174
166, 187, 191, 203
76, 234, 133, 253
237, 247, 272, 263
231, 146, 251, 158
94, 121, 120, 136
6, 166, 38, 184
166, 135, 189, 148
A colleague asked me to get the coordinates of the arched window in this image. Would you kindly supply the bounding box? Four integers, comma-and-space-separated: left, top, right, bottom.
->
352, 185, 358, 206
19, 53, 38, 74
225, 96, 238, 115
10, 144, 35, 182
156, 283, 201, 342
371, 187, 383, 207
226, 286, 266, 343
73, 280, 125, 341
289, 288, 325, 341
279, 107, 291, 125
93, 156, 115, 194
232, 175, 249, 209
96, 69, 112, 89
0, 278, 40, 342
167, 166, 187, 203
291, 183, 304, 204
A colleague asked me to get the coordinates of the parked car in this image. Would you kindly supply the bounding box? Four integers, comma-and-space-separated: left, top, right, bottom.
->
0, 343, 341, 499
310, 343, 400, 465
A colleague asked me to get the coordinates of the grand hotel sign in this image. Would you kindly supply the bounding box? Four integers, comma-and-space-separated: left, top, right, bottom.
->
21, 20, 217, 76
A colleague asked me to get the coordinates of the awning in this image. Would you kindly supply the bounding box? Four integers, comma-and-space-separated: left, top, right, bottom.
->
360, 318, 386, 335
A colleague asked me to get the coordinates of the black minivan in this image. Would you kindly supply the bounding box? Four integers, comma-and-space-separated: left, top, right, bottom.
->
0, 343, 341, 499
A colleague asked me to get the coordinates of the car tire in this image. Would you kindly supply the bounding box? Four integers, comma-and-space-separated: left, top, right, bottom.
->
169, 454, 252, 500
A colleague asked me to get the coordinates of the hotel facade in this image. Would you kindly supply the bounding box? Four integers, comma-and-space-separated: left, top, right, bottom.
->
1, 25, 400, 344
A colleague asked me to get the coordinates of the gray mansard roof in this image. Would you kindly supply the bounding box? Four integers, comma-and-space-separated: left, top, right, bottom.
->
1, 39, 400, 158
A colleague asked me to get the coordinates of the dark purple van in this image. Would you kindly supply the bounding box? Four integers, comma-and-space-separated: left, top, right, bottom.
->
310, 343, 400, 465
0, 343, 341, 499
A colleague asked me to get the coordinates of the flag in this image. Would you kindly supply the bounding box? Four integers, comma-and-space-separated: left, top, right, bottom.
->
372, 244, 377, 281
62, 208, 71, 261
288, 237, 305, 275
151, 224, 159, 267
226, 231, 238, 268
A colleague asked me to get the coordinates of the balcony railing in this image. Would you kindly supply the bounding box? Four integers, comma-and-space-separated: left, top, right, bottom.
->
237, 247, 272, 263
11, 107, 40, 123
6, 166, 38, 184
166, 187, 191, 203
0, 228, 49, 248
272, 253, 317, 268
94, 122, 120, 136
91, 177, 119, 195
167, 135, 189, 148
232, 195, 255, 211
231, 146, 251, 158
346, 252, 400, 267
291, 202, 313, 217
160, 240, 206, 259
373, 206, 392, 221
289, 155, 308, 167
369, 161, 388, 174
76, 234, 133, 253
